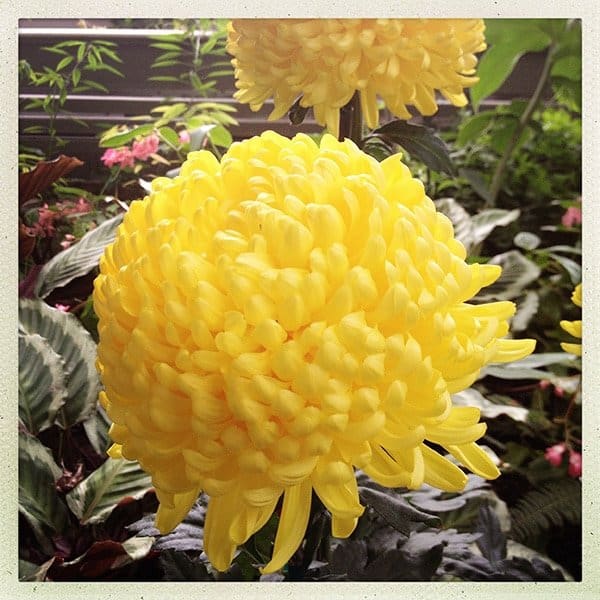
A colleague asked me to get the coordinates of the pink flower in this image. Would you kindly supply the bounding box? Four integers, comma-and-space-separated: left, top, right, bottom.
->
179, 130, 190, 145
54, 303, 70, 312
101, 147, 135, 169
568, 450, 582, 478
545, 443, 566, 467
562, 205, 582, 227
60, 233, 75, 249
30, 204, 57, 237
132, 134, 159, 161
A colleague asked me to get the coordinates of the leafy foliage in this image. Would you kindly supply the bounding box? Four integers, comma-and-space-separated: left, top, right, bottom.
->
19, 298, 100, 429
510, 479, 581, 543
19, 432, 71, 533
18, 333, 67, 434
34, 213, 123, 298
17, 17, 582, 583
20, 39, 123, 157
66, 459, 152, 524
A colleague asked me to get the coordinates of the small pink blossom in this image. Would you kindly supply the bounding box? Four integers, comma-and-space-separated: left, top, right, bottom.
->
554, 386, 565, 398
60, 233, 76, 249
54, 303, 70, 312
179, 130, 190, 144
539, 379, 551, 390
562, 205, 582, 227
101, 147, 135, 169
544, 443, 566, 467
568, 450, 582, 478
31, 204, 57, 237
132, 134, 159, 161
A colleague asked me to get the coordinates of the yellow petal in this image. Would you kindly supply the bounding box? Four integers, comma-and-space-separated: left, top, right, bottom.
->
445, 442, 500, 480
363, 445, 412, 488
421, 443, 468, 492
156, 486, 202, 534
261, 479, 312, 573
229, 501, 279, 545
203, 492, 240, 572
561, 342, 582, 356
331, 515, 358, 538
313, 472, 364, 520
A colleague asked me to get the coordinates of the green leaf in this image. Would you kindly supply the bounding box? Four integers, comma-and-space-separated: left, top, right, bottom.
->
514, 231, 541, 250
471, 208, 520, 246
511, 291, 540, 332
99, 124, 155, 148
148, 75, 180, 82
189, 70, 205, 92
482, 365, 549, 380
207, 124, 233, 148
42, 46, 69, 56
80, 79, 109, 93
457, 111, 495, 146
358, 486, 441, 535
19, 299, 100, 429
83, 403, 111, 456
94, 62, 124, 78
459, 168, 493, 205
55, 55, 74, 72
76, 43, 86, 63
34, 214, 124, 298
152, 59, 182, 68
552, 76, 581, 112
200, 34, 219, 55
18, 333, 67, 435
472, 21, 551, 111
160, 102, 188, 121
19, 558, 55, 582
476, 250, 541, 301
66, 458, 152, 524
505, 352, 575, 369
372, 121, 454, 175
71, 67, 81, 87
150, 42, 183, 51
452, 388, 528, 421
19, 432, 70, 532
548, 252, 581, 284
551, 54, 581, 81
96, 45, 123, 63
158, 126, 181, 148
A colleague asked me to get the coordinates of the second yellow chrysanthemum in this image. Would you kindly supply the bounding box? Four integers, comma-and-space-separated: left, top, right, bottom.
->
226, 19, 487, 137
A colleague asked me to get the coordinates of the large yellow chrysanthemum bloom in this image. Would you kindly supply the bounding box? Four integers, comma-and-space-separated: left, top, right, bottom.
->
94, 131, 534, 573
226, 19, 487, 137
560, 283, 582, 356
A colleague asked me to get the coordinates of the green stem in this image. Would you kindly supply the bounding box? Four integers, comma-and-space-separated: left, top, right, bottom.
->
487, 42, 558, 207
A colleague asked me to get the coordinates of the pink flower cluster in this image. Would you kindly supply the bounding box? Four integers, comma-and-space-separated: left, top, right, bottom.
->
29, 198, 92, 238
544, 443, 582, 478
101, 133, 160, 169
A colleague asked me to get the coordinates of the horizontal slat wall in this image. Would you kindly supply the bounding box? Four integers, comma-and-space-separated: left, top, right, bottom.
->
19, 26, 549, 181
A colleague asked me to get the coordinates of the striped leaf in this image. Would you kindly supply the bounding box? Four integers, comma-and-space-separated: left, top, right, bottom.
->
34, 213, 123, 299
19, 299, 100, 428
66, 458, 152, 524
18, 333, 67, 434
19, 432, 70, 533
